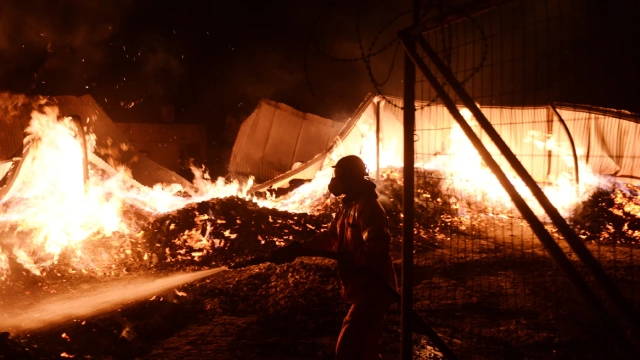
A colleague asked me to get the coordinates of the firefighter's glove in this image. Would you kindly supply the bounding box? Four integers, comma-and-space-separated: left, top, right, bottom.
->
268, 241, 303, 265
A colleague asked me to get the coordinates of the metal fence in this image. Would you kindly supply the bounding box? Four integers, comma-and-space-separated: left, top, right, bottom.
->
401, 0, 640, 358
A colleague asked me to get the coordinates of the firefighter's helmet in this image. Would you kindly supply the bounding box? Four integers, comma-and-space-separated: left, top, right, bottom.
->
332, 155, 368, 179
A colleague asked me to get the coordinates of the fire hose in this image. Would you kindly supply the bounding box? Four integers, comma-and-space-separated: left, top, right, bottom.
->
229, 248, 460, 360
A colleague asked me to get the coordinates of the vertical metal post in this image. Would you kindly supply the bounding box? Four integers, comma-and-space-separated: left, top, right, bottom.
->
375, 98, 381, 181
549, 104, 580, 189
545, 106, 553, 181
401, 36, 416, 360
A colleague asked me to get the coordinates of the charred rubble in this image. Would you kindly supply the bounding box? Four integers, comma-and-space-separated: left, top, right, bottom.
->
571, 183, 640, 245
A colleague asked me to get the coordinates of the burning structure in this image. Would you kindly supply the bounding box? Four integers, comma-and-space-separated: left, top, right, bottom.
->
234, 94, 640, 221
1, 87, 639, 358
1, 0, 640, 358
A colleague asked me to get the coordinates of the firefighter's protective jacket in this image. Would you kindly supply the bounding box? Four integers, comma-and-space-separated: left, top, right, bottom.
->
304, 181, 398, 303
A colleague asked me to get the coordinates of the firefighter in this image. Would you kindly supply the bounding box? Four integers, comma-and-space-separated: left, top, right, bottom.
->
270, 155, 398, 360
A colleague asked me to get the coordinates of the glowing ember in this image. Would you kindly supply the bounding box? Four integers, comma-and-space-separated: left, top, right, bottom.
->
0, 248, 9, 279
570, 183, 640, 244
613, 186, 640, 218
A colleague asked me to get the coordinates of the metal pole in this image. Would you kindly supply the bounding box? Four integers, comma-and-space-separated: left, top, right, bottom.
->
549, 103, 580, 188
375, 98, 381, 181
545, 106, 553, 181
400, 32, 640, 358
401, 36, 416, 360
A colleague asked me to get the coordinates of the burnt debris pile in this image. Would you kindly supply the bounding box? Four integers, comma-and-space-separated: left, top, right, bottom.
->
571, 183, 640, 245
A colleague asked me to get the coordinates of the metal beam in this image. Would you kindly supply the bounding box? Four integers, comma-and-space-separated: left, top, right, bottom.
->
401, 37, 416, 360
375, 98, 381, 182
549, 104, 580, 189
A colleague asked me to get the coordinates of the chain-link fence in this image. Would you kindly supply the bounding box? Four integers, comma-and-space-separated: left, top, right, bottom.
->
401, 0, 640, 358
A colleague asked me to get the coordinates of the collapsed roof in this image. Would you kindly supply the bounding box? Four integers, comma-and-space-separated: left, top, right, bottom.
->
228, 98, 345, 184
232, 95, 640, 192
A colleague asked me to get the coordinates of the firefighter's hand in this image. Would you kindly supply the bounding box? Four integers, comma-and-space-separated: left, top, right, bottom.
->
268, 241, 303, 265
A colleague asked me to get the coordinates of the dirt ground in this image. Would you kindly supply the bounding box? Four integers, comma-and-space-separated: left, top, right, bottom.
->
2, 243, 638, 360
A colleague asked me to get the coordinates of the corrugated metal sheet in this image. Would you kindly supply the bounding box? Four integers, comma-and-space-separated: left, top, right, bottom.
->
250, 95, 376, 191
0, 94, 190, 189
230, 101, 276, 181
252, 152, 327, 192
556, 105, 640, 182
376, 98, 552, 182
229, 99, 344, 183
257, 95, 640, 190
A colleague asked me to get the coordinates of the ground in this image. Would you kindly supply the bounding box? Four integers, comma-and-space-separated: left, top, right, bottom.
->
2, 182, 640, 359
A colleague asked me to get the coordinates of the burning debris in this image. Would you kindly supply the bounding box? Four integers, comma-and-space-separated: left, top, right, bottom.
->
2, 96, 636, 280
0, 100, 255, 279
135, 196, 336, 270
571, 183, 640, 245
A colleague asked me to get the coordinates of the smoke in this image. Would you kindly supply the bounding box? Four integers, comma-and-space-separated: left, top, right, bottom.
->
134, 32, 185, 101
0, 0, 135, 94
0, 0, 416, 118
0, 1, 126, 48
0, 93, 29, 122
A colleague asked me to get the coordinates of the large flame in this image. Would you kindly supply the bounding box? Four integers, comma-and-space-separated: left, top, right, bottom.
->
0, 108, 124, 274
0, 106, 251, 277
417, 108, 615, 219
0, 103, 633, 279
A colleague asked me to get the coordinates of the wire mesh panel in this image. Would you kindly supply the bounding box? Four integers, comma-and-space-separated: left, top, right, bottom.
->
405, 0, 640, 358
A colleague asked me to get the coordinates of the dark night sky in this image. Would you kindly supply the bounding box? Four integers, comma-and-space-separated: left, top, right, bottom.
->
0, 0, 412, 119
0, 0, 415, 172
1, 0, 638, 174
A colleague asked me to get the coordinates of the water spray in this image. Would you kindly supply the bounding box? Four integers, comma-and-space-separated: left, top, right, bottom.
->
0, 267, 227, 333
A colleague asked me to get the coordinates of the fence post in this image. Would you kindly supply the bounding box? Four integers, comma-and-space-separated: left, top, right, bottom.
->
401, 34, 416, 360
375, 98, 381, 182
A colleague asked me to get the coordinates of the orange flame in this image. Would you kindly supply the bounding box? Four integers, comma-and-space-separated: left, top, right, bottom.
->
0, 106, 252, 277
0, 103, 634, 278
416, 108, 614, 219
